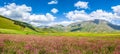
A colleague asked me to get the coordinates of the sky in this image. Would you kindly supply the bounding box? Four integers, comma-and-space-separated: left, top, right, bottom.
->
0, 0, 120, 26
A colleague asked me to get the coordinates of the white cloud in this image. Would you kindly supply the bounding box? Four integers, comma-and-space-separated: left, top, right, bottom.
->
65, 9, 120, 23
0, 3, 56, 26
51, 8, 58, 14
28, 13, 56, 22
1, 3, 120, 26
90, 10, 115, 21
48, 21, 74, 26
74, 1, 88, 9
90, 9, 120, 21
0, 3, 32, 20
65, 10, 90, 21
48, 0, 58, 4
29, 21, 74, 26
30, 22, 41, 26
112, 5, 120, 16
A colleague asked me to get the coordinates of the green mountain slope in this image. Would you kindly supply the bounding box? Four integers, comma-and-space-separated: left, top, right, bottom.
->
0, 15, 37, 34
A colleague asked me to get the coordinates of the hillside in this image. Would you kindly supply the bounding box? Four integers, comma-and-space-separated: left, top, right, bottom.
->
67, 19, 120, 32
0, 15, 37, 34
0, 15, 58, 34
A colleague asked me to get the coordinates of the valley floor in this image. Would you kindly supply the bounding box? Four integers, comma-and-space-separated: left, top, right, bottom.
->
0, 34, 120, 54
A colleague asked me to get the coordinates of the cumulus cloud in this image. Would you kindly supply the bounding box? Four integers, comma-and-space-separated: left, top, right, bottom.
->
0, 3, 32, 20
74, 1, 88, 9
90, 10, 117, 21
48, 0, 58, 4
0, 3, 56, 26
1, 3, 120, 26
65, 10, 90, 21
65, 9, 120, 22
112, 5, 120, 16
51, 8, 58, 14
27, 13, 56, 22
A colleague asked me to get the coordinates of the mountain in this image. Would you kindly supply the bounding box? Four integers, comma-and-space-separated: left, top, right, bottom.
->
1, 15, 120, 33
0, 15, 60, 33
49, 24, 65, 32
37, 25, 65, 32
67, 19, 120, 32
38, 19, 120, 33
0, 15, 37, 34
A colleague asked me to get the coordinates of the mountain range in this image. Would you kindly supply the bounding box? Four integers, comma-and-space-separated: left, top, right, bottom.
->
0, 15, 120, 33
48, 19, 120, 33
66, 19, 120, 32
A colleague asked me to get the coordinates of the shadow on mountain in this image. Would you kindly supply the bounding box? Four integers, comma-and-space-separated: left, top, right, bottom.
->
71, 28, 81, 32
108, 23, 120, 30
93, 19, 100, 24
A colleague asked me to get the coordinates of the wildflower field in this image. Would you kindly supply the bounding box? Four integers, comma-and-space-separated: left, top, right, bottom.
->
0, 34, 120, 54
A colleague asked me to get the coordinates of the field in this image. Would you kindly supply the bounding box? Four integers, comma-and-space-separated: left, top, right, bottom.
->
0, 34, 120, 54
1, 28, 120, 37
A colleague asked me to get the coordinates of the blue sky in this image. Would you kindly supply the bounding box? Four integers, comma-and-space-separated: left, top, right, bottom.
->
0, 0, 120, 26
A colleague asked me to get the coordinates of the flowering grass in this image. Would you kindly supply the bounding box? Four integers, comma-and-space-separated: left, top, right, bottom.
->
0, 34, 120, 54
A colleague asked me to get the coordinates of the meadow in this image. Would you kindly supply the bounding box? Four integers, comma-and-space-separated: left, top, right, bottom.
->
1, 28, 120, 37
0, 34, 120, 54
1, 25, 120, 54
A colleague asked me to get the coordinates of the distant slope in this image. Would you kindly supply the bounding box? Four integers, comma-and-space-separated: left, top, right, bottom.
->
49, 25, 65, 32
37, 25, 67, 33
0, 15, 37, 34
67, 19, 120, 32
39, 19, 120, 33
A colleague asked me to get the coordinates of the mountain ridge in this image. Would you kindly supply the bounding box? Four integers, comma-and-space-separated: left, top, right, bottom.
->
1, 15, 120, 33
47, 19, 120, 33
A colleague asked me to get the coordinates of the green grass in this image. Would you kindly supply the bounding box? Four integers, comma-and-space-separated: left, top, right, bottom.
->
0, 16, 37, 34
38, 32, 120, 37
0, 16, 22, 30
0, 29, 24, 34
1, 28, 120, 37
0, 29, 38, 35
